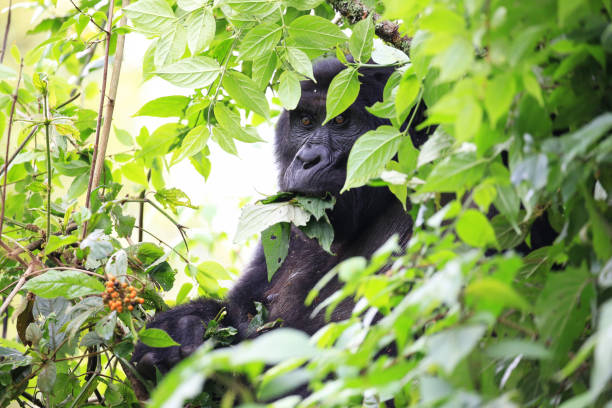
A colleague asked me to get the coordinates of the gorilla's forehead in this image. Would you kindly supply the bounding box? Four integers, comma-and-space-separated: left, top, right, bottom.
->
296, 88, 327, 112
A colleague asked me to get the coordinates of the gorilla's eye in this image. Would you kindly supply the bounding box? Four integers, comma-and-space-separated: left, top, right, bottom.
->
333, 115, 346, 125
301, 116, 312, 127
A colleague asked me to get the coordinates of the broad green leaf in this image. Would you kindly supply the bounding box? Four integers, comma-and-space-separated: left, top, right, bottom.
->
294, 195, 335, 220
349, 16, 374, 63
324, 67, 360, 124
45, 234, 78, 254
558, 0, 582, 26
485, 73, 516, 127
417, 130, 453, 167
284, 0, 324, 10
154, 22, 187, 68
424, 325, 486, 374
223, 71, 270, 119
395, 72, 420, 122
23, 270, 105, 299
262, 222, 291, 280
67, 173, 89, 200
197, 260, 232, 280
214, 104, 263, 143
591, 300, 612, 397
432, 38, 473, 82
155, 56, 221, 88
178, 0, 205, 12
486, 340, 552, 360
114, 126, 133, 146
226, 0, 273, 15
535, 265, 596, 356
106, 249, 128, 276
278, 70, 301, 110
235, 202, 311, 244
465, 278, 530, 311
139, 328, 180, 347
134, 95, 190, 118
286, 47, 313, 80
288, 15, 347, 53
124, 0, 176, 34
37, 361, 56, 394
299, 217, 334, 254
240, 23, 282, 61
155, 187, 198, 213
186, 8, 216, 54
122, 160, 149, 187
456, 209, 497, 248
96, 311, 117, 341
171, 125, 209, 164
252, 53, 278, 90
211, 126, 237, 155
420, 152, 487, 193
342, 126, 402, 192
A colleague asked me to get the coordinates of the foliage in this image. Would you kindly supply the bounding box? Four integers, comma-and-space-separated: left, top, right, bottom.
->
0, 0, 610, 407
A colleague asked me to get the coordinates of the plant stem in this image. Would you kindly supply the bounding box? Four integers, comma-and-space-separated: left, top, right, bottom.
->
0, 0, 11, 63
84, 0, 115, 239
0, 58, 22, 243
43, 86, 51, 244
0, 126, 39, 178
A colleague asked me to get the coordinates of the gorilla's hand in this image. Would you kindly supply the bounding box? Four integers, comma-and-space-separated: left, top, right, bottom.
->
131, 299, 225, 380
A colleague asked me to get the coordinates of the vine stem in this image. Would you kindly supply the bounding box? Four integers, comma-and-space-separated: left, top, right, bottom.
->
83, 0, 116, 239
0, 0, 11, 63
0, 58, 23, 243
0, 263, 36, 316
43, 82, 51, 244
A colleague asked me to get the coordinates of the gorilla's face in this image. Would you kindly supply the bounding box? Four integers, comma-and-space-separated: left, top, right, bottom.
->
275, 59, 392, 196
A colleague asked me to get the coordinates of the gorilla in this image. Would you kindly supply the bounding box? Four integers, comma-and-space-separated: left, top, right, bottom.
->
131, 58, 429, 378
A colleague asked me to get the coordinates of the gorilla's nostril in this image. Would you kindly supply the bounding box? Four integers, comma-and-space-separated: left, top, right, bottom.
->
302, 155, 321, 170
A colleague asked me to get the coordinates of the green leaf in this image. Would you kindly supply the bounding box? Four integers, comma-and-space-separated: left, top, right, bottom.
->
286, 47, 313, 80
485, 73, 516, 127
223, 71, 269, 119
294, 195, 335, 220
37, 361, 56, 394
45, 234, 78, 254
591, 299, 612, 397
134, 95, 190, 118
465, 278, 530, 311
278, 70, 301, 110
420, 152, 487, 193
240, 23, 282, 61
124, 0, 176, 34
114, 126, 133, 146
299, 217, 334, 254
155, 56, 221, 88
252, 53, 277, 90
262, 222, 291, 280
324, 67, 360, 124
177, 0, 205, 12
155, 187, 198, 213
67, 173, 89, 200
171, 125, 209, 164
96, 311, 117, 341
558, 0, 582, 26
235, 202, 311, 244
349, 16, 374, 63
456, 209, 497, 248
23, 270, 105, 299
486, 340, 552, 360
288, 15, 347, 53
424, 325, 486, 374
432, 38, 474, 82
395, 72, 420, 122
154, 22, 187, 68
214, 104, 263, 143
284, 0, 324, 10
122, 160, 149, 187
211, 126, 237, 155
535, 265, 596, 356
186, 8, 216, 54
342, 126, 402, 192
0, 64, 17, 80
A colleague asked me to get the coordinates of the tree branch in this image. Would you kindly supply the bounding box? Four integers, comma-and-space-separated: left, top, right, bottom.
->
325, 0, 411, 55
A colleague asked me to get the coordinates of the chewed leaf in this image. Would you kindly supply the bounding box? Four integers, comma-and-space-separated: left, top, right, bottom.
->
234, 202, 310, 244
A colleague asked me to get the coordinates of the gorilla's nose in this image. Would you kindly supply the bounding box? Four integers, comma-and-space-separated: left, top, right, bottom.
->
297, 144, 327, 170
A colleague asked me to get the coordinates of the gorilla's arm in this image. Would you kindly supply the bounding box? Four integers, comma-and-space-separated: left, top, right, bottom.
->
131, 244, 269, 378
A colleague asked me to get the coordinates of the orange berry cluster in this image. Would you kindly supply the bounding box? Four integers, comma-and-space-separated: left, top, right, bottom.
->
102, 275, 145, 313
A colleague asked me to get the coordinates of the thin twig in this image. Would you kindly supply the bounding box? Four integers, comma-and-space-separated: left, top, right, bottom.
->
325, 0, 411, 54
91, 0, 127, 198
0, 240, 27, 267
69, 0, 109, 34
0, 263, 36, 316
0, 58, 23, 242
0, 0, 11, 63
0, 126, 40, 178
84, 0, 115, 239
53, 92, 81, 110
